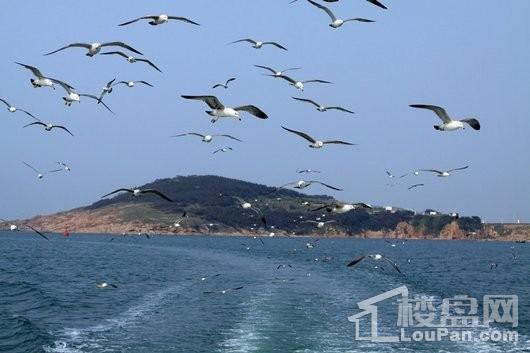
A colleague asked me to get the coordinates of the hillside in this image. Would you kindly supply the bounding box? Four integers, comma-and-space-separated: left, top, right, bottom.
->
4, 175, 527, 240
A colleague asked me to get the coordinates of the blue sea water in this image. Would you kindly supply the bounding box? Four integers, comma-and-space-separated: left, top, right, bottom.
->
0, 232, 528, 353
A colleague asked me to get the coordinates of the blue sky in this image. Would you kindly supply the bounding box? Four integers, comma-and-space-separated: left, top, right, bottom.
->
1, 0, 529, 223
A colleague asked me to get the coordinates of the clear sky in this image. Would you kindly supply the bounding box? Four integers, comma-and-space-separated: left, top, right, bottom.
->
1, 0, 529, 223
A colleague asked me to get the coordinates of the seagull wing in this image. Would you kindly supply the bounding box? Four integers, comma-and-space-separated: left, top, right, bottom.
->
136, 58, 162, 72
44, 43, 91, 56
408, 183, 424, 190
409, 104, 451, 123
181, 95, 225, 110
281, 126, 316, 143
254, 65, 276, 74
447, 165, 469, 173
52, 125, 74, 136
307, 0, 337, 22
101, 189, 134, 198
276, 74, 297, 84
15, 62, 44, 78
232, 196, 247, 205
167, 16, 200, 25
100, 51, 130, 59
24, 224, 49, 240
215, 134, 243, 142
382, 256, 402, 273
22, 162, 40, 174
302, 79, 333, 84
136, 80, 153, 87
51, 79, 76, 94
353, 202, 372, 209
231, 38, 258, 45
292, 97, 320, 108
325, 106, 355, 114
18, 109, 39, 120
212, 84, 225, 89
79, 94, 114, 114
282, 67, 302, 73
420, 169, 443, 175
347, 255, 366, 267
322, 140, 355, 145
23, 121, 46, 129
344, 18, 375, 23
250, 207, 267, 227
234, 105, 268, 119
140, 189, 173, 202
225, 77, 236, 85
118, 16, 157, 26
101, 42, 143, 55
0, 98, 10, 108
366, 0, 388, 10
312, 181, 343, 191
461, 118, 480, 130
263, 42, 288, 50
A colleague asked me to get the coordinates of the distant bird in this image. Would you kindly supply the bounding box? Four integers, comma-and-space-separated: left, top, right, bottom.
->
291, 0, 388, 10
292, 97, 354, 114
303, 220, 336, 229
212, 78, 236, 89
0, 98, 37, 119
297, 169, 321, 174
281, 126, 355, 148
231, 39, 287, 50
118, 14, 200, 26
409, 104, 480, 131
386, 171, 408, 179
23, 120, 74, 136
203, 286, 243, 294
172, 211, 187, 228
0, 220, 48, 240
277, 264, 293, 270
312, 202, 371, 214
44, 41, 142, 57
233, 196, 267, 227
23, 162, 44, 179
187, 273, 221, 281
420, 166, 469, 177
254, 65, 301, 77
274, 180, 343, 191
115, 80, 154, 89
172, 132, 242, 143
101, 51, 161, 72
54, 80, 114, 113
96, 282, 118, 289
274, 74, 332, 91
102, 188, 173, 202
213, 147, 233, 154
50, 162, 71, 173
98, 78, 116, 102
306, 0, 375, 28
15, 62, 57, 89
181, 95, 268, 122
347, 254, 401, 273
408, 183, 424, 190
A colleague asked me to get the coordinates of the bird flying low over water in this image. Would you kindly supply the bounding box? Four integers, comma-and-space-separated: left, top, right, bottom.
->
15, 62, 57, 89
420, 166, 469, 177
254, 65, 301, 77
408, 183, 425, 190
292, 97, 354, 114
212, 78, 236, 89
102, 188, 173, 202
281, 126, 355, 148
273, 180, 343, 192
0, 219, 49, 240
312, 202, 371, 214
181, 95, 268, 122
232, 196, 267, 227
44, 41, 142, 57
409, 104, 480, 131
118, 14, 200, 26
305, 0, 375, 28
0, 98, 37, 119
23, 120, 74, 136
172, 132, 242, 143
96, 282, 118, 289
203, 286, 244, 294
101, 51, 162, 72
347, 254, 401, 273
232, 39, 288, 50
274, 75, 332, 91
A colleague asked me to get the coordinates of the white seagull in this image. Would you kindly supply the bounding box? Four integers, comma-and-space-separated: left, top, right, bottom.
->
281, 126, 355, 148
118, 14, 200, 26
98, 78, 116, 102
55, 80, 114, 113
274, 180, 343, 191
312, 202, 372, 214
50, 162, 71, 173
172, 132, 242, 143
420, 166, 469, 177
303, 220, 336, 229
0, 98, 37, 119
96, 282, 118, 289
233, 196, 267, 227
102, 188, 173, 202
23, 162, 44, 179
297, 169, 321, 174
44, 41, 142, 57
0, 219, 49, 240
212, 78, 236, 89
23, 119, 74, 136
101, 51, 161, 72
254, 65, 301, 77
15, 62, 56, 89
231, 38, 288, 50
114, 80, 153, 89
347, 254, 401, 273
409, 104, 480, 131
181, 95, 268, 122
306, 0, 375, 28
213, 147, 233, 154
292, 97, 354, 114
274, 74, 332, 91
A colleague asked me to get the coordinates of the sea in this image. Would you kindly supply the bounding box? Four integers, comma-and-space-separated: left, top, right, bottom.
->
0, 232, 528, 353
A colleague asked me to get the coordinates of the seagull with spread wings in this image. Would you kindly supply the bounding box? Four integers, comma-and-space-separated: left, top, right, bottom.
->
303, 220, 337, 229
181, 95, 268, 122
273, 74, 332, 91
114, 80, 153, 89
15, 62, 57, 89
292, 97, 354, 114
23, 119, 74, 136
54, 79, 114, 113
281, 126, 355, 148
213, 147, 233, 154
312, 202, 371, 214
0, 98, 37, 119
101, 188, 173, 202
203, 286, 244, 294
232, 196, 267, 227
1, 219, 48, 240
409, 104, 480, 131
23, 162, 44, 179
254, 65, 301, 77
100, 51, 162, 72
232, 38, 287, 50
420, 166, 469, 177
305, 0, 375, 28
172, 132, 242, 143
347, 254, 401, 273
118, 14, 199, 26
44, 41, 142, 57
212, 78, 236, 89
273, 180, 343, 192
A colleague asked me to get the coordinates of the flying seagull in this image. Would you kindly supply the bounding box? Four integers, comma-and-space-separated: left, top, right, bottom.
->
213, 147, 233, 154
312, 202, 371, 214
231, 39, 287, 50
96, 282, 118, 289
0, 98, 37, 119
101, 188, 173, 202
408, 183, 425, 190
118, 14, 200, 26
181, 95, 268, 122
114, 80, 153, 89
23, 120, 74, 136
98, 78, 116, 102
50, 162, 71, 173
254, 65, 301, 77
281, 126, 355, 148
386, 171, 408, 179
212, 78, 236, 89
420, 166, 469, 177
101, 51, 162, 72
274, 180, 343, 192
172, 211, 188, 228
306, 0, 375, 28
347, 254, 401, 274
44, 41, 142, 57
172, 132, 242, 143
233, 196, 267, 227
54, 80, 114, 113
297, 169, 321, 174
292, 97, 354, 114
203, 286, 244, 294
23, 162, 44, 179
0, 220, 49, 240
303, 220, 336, 229
274, 74, 332, 91
15, 62, 57, 89
409, 104, 480, 131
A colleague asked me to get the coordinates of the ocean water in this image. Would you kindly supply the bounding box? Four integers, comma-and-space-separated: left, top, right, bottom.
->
0, 232, 528, 353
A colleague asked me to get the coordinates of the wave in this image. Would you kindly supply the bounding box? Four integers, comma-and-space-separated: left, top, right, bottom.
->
0, 312, 50, 353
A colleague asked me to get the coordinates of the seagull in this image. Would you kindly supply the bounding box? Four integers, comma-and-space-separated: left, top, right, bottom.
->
15, 62, 57, 89
50, 162, 71, 173
231, 39, 287, 50
297, 169, 321, 174
23, 119, 74, 136
254, 65, 301, 77
292, 97, 354, 114
203, 286, 243, 294
277, 264, 293, 270
347, 254, 401, 274
303, 220, 336, 229
23, 162, 44, 179
172, 211, 187, 228
386, 171, 408, 179
274, 180, 343, 192
95, 282, 118, 289
281, 126, 355, 148
114, 80, 154, 89
101, 188, 173, 202
98, 78, 116, 102
212, 78, 236, 89
306, 0, 375, 28
274, 74, 332, 91
420, 166, 469, 177
100, 51, 161, 72
0, 98, 37, 119
118, 14, 200, 26
312, 202, 372, 214
181, 95, 268, 122
213, 147, 233, 154
172, 132, 242, 143
409, 104, 480, 131
408, 183, 425, 190
233, 196, 267, 227
54, 80, 114, 113
44, 41, 142, 57
186, 273, 222, 281
0, 220, 48, 240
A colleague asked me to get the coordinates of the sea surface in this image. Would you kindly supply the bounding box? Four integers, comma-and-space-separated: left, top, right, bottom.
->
0, 232, 528, 353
